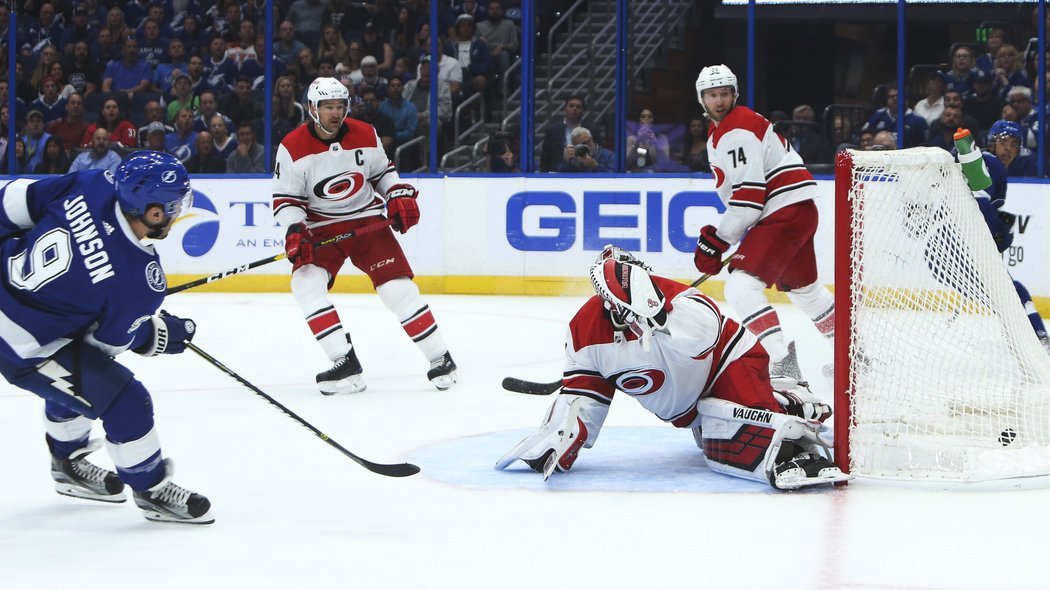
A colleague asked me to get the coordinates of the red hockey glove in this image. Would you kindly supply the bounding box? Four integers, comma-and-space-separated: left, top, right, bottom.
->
694, 224, 729, 275
386, 184, 420, 233
285, 223, 314, 265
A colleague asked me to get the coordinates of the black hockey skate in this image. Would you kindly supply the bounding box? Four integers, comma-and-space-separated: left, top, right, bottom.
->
769, 341, 805, 384
770, 452, 850, 490
51, 446, 126, 503
427, 351, 458, 390
316, 347, 366, 395
133, 459, 213, 525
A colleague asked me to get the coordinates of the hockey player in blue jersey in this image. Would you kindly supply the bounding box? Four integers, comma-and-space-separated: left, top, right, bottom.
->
970, 129, 1050, 351
0, 151, 213, 524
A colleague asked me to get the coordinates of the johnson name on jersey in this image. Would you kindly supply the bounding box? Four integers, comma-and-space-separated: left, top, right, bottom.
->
708, 106, 818, 243
562, 277, 755, 431
272, 118, 402, 228
0, 171, 166, 364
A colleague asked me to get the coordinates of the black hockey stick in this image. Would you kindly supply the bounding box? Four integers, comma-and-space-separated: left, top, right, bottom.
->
186, 342, 420, 478
501, 376, 562, 395
166, 220, 394, 295
504, 256, 735, 396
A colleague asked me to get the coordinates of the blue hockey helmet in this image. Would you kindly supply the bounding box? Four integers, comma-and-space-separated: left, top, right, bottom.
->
115, 151, 193, 221
987, 120, 1024, 145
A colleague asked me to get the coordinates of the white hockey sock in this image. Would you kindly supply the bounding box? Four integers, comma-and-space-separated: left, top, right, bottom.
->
376, 277, 447, 361
725, 271, 788, 361
786, 281, 835, 339
292, 265, 351, 360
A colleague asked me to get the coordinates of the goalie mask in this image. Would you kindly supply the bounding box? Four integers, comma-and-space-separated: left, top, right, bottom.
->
595, 243, 653, 271
589, 258, 669, 345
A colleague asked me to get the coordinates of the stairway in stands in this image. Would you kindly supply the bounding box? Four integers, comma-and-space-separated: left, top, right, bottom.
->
439, 0, 694, 172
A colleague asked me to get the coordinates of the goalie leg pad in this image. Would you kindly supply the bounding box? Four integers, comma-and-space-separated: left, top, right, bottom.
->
697, 398, 850, 489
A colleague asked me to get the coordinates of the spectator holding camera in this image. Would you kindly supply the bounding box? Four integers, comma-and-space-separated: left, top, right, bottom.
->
626, 108, 671, 172
557, 127, 614, 172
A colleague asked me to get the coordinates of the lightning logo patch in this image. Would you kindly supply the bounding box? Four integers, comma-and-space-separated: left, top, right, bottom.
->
38, 360, 90, 407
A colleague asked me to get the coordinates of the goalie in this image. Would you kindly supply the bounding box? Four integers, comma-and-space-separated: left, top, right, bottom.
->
496, 248, 850, 490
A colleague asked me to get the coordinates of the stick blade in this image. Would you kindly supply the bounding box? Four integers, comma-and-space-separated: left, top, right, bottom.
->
501, 377, 562, 396
363, 461, 421, 478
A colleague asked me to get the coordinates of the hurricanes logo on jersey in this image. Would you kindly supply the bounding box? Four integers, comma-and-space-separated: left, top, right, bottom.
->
611, 368, 666, 397
712, 165, 725, 189
313, 171, 366, 201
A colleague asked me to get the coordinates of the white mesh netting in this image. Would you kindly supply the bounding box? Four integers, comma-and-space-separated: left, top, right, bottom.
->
843, 147, 1050, 481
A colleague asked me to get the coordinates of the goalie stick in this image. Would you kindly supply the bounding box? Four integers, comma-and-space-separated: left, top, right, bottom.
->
502, 255, 734, 396
186, 342, 420, 478
166, 220, 395, 295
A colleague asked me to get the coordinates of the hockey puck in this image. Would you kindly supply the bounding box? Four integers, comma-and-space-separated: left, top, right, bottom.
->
999, 428, 1017, 447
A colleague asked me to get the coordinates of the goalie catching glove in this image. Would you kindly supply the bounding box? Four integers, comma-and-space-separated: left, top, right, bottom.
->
134, 311, 196, 357
495, 395, 589, 480
284, 223, 314, 265
694, 225, 729, 274
386, 184, 420, 233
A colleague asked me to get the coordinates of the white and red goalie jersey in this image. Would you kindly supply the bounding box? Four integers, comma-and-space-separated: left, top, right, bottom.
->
561, 276, 756, 449
708, 105, 817, 244
271, 118, 402, 229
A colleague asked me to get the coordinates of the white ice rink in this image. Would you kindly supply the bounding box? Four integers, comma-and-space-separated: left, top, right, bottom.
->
3, 292, 1050, 589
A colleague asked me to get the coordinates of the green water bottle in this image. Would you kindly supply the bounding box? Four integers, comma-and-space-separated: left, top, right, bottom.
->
954, 128, 992, 191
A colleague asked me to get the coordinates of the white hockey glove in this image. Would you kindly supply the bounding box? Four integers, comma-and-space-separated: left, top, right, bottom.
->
771, 377, 832, 423
495, 395, 588, 480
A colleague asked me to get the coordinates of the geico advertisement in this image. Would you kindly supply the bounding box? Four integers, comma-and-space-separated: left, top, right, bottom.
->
0, 175, 1045, 296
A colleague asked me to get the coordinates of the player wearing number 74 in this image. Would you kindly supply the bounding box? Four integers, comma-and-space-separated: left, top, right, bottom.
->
0, 152, 212, 524
693, 64, 836, 382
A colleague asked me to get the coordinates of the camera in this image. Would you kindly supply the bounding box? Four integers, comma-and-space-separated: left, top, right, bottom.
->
573, 144, 590, 158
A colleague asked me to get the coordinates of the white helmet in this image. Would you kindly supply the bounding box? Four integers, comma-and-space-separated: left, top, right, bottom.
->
695, 64, 738, 102
307, 77, 349, 133
589, 258, 668, 345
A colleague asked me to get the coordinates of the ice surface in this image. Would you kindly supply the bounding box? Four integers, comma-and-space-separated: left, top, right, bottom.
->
2, 293, 1049, 589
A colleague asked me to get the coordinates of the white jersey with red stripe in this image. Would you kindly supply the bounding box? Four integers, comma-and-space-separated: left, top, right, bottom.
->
707, 105, 817, 244
561, 277, 756, 448
271, 118, 400, 229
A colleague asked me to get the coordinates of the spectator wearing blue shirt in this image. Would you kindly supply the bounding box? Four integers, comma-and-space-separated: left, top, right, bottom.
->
275, 20, 308, 65
61, 5, 97, 55
863, 83, 929, 148
153, 39, 189, 94
444, 14, 495, 98
165, 107, 199, 163
557, 127, 615, 173
174, 14, 210, 53
991, 43, 1030, 100
204, 35, 239, 95
379, 77, 419, 148
20, 110, 52, 172
987, 120, 1037, 177
25, 2, 64, 54
68, 128, 122, 174
103, 38, 153, 98
946, 45, 978, 96
136, 18, 170, 70
30, 77, 67, 125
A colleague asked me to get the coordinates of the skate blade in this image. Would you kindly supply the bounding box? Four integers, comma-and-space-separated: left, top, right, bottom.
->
140, 509, 215, 525
55, 482, 126, 503
319, 375, 367, 395
430, 370, 458, 391
774, 469, 853, 490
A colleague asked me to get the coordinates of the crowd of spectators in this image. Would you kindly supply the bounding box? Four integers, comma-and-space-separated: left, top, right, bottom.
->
3, 3, 1049, 177
0, 0, 275, 175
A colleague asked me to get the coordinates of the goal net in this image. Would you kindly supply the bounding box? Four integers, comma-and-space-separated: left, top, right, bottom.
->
834, 147, 1050, 481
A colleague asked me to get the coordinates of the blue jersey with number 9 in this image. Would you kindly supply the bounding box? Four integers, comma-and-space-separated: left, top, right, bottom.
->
0, 170, 166, 366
